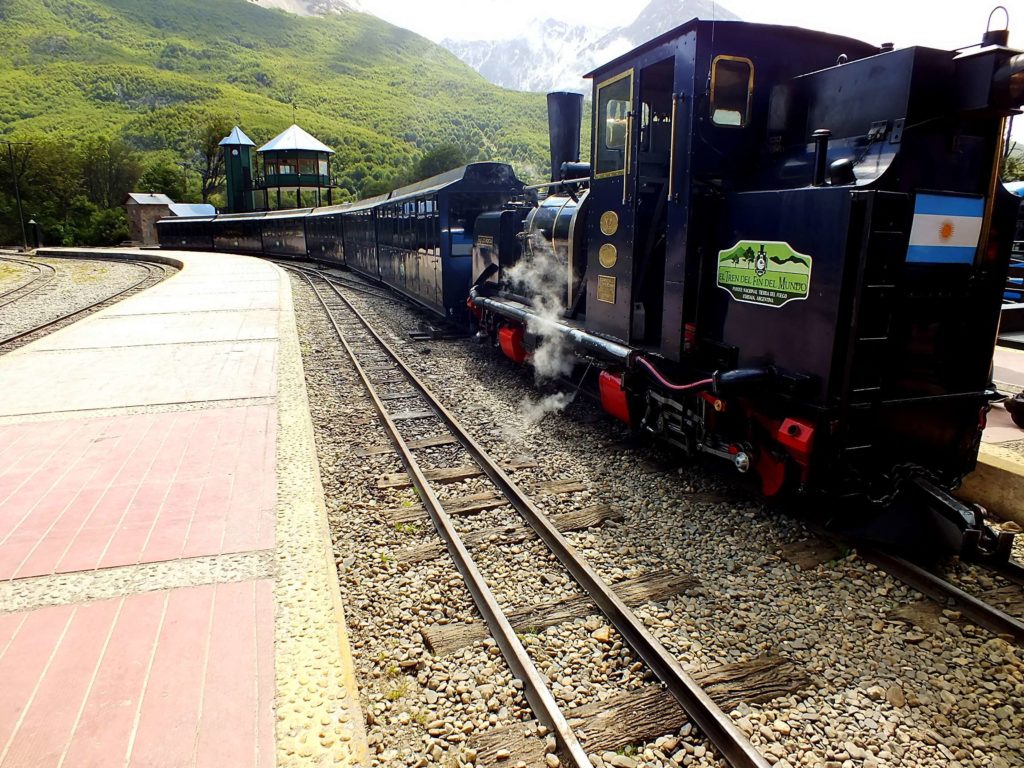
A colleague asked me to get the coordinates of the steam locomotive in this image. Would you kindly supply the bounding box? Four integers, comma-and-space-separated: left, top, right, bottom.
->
159, 16, 1024, 557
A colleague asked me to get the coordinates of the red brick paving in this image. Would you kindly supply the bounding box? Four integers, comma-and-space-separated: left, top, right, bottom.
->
0, 582, 275, 768
0, 406, 276, 581
0, 252, 289, 768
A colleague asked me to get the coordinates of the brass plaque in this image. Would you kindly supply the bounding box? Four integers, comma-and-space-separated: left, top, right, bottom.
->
597, 275, 617, 304
600, 210, 619, 236
598, 243, 618, 269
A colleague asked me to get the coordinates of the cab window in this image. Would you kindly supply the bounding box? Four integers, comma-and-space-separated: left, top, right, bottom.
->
595, 71, 633, 176
711, 56, 753, 127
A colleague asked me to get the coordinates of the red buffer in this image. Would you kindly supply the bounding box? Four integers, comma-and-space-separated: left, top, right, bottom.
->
498, 325, 528, 365
599, 370, 631, 424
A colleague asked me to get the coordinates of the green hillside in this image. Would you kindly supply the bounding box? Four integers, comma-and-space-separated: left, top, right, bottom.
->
0, 0, 553, 243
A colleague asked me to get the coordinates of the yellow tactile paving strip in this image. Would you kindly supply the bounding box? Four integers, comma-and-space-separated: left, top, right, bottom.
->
960, 443, 1024, 528
272, 262, 369, 766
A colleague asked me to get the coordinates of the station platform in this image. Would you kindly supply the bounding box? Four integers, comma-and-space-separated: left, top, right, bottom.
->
960, 345, 1024, 527
0, 248, 366, 767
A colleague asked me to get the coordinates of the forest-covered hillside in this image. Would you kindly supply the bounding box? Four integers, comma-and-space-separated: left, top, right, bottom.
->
0, 0, 553, 243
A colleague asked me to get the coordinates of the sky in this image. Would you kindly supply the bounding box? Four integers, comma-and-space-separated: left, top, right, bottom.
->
358, 0, 1019, 50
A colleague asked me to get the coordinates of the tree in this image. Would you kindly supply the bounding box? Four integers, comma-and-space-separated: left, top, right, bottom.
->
189, 116, 234, 204
139, 160, 187, 200
80, 136, 143, 209
1003, 143, 1024, 183
411, 143, 471, 182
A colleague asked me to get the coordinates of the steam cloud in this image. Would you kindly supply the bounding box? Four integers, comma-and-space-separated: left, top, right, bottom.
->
504, 231, 579, 426
505, 233, 575, 383
520, 391, 576, 428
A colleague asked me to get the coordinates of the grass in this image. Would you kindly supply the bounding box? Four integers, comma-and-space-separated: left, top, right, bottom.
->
385, 680, 408, 701
0, 0, 556, 200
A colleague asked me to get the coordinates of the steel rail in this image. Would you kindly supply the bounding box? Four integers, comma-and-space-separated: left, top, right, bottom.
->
0, 256, 56, 308
860, 549, 1024, 646
994, 559, 1024, 588
287, 259, 407, 304
294, 268, 597, 768
0, 260, 166, 349
299, 268, 769, 768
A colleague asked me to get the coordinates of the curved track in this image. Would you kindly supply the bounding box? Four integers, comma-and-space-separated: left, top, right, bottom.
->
0, 256, 57, 309
288, 262, 771, 768
0, 259, 169, 354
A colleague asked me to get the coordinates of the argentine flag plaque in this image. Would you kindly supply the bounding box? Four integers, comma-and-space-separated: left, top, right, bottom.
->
906, 193, 984, 265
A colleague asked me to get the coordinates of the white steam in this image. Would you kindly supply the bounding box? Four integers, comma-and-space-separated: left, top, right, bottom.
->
503, 231, 580, 429
520, 391, 576, 428
505, 233, 575, 383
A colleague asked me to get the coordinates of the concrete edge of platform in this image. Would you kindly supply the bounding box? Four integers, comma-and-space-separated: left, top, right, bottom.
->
958, 443, 1024, 528
34, 246, 185, 271
273, 261, 369, 766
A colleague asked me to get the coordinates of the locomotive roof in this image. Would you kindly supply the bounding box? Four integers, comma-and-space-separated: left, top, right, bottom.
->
584, 19, 877, 79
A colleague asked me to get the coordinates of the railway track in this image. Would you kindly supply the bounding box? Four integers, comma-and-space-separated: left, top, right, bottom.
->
287, 260, 408, 305
0, 255, 57, 308
288, 263, 774, 768
0, 259, 169, 354
292, 258, 1024, 654
860, 549, 1024, 646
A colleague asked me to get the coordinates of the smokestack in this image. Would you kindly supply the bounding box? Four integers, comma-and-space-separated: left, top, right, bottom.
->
547, 92, 584, 187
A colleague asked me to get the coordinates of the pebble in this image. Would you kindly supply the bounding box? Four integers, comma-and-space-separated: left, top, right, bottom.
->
294, 278, 1024, 768
886, 685, 906, 708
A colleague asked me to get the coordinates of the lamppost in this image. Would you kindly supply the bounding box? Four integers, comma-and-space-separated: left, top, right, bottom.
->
27, 218, 40, 249
3, 141, 31, 253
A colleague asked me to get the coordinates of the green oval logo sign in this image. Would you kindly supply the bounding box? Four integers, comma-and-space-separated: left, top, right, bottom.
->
717, 240, 812, 308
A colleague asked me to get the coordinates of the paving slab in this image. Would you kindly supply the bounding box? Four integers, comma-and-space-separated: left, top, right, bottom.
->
29, 309, 281, 350
0, 248, 366, 768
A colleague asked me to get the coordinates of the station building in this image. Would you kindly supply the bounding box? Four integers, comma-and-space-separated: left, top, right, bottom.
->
124, 193, 215, 245
221, 123, 336, 213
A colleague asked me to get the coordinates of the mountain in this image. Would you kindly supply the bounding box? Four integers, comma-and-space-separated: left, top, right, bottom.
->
246, 0, 365, 16
0, 0, 551, 199
442, 0, 741, 94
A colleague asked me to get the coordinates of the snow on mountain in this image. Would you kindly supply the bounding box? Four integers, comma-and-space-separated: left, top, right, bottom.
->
246, 0, 365, 17
443, 0, 740, 94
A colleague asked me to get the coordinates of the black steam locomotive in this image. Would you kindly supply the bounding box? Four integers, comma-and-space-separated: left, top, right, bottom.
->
159, 16, 1024, 557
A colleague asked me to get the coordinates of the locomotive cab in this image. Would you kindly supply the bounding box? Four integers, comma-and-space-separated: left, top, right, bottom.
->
582, 21, 878, 356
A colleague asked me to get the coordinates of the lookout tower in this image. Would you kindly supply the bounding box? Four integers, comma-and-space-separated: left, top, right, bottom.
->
257, 125, 335, 209
219, 126, 256, 214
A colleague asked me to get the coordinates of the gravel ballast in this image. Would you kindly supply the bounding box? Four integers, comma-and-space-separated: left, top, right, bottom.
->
292, 267, 1024, 768
0, 255, 165, 345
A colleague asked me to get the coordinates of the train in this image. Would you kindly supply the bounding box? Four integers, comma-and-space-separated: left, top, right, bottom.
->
159, 16, 1024, 559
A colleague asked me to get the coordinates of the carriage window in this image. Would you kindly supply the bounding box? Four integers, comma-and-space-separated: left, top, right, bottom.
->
711, 56, 753, 127
595, 70, 633, 177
